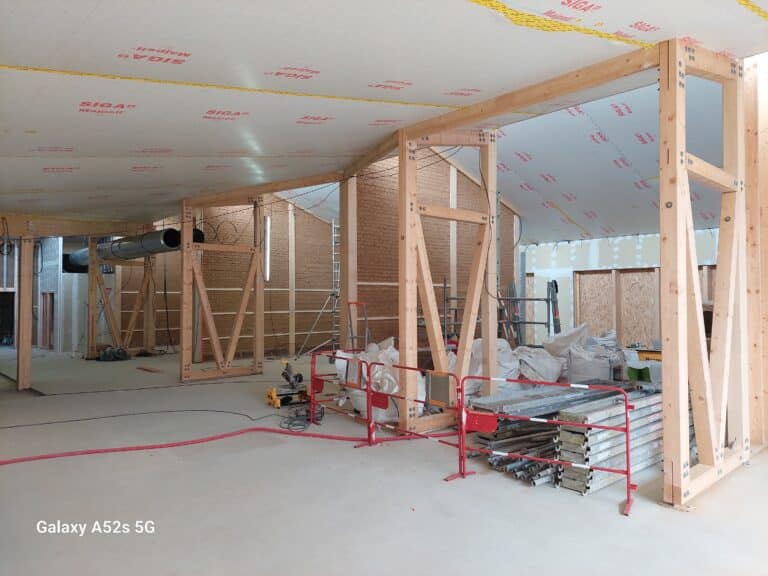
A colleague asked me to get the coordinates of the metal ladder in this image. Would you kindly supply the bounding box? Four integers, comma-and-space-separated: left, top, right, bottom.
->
497, 288, 518, 347
330, 220, 341, 344
346, 301, 372, 350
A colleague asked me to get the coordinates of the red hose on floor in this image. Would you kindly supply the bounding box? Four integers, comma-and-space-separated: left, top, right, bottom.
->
0, 426, 368, 467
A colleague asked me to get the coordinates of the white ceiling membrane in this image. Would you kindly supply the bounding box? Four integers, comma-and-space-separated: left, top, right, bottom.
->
450, 76, 723, 243
0, 0, 766, 228
276, 184, 340, 224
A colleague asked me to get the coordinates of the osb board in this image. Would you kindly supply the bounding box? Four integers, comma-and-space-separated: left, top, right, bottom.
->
575, 270, 614, 337
618, 269, 659, 347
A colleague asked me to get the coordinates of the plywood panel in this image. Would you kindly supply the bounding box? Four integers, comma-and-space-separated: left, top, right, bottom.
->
618, 270, 658, 347
575, 271, 614, 337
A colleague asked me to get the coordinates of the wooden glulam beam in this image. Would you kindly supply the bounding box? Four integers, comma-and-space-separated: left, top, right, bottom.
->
179, 201, 194, 381
142, 256, 156, 352
480, 135, 498, 396
398, 131, 419, 432
187, 171, 343, 208
417, 204, 489, 224
288, 202, 296, 356
659, 40, 691, 506
87, 238, 99, 360
722, 61, 750, 460
429, 146, 522, 216
1, 213, 145, 238
682, 44, 740, 84
339, 177, 358, 349
743, 57, 764, 448
686, 153, 738, 193
404, 47, 659, 140
343, 132, 398, 179
415, 130, 488, 147
253, 198, 265, 374
16, 237, 33, 390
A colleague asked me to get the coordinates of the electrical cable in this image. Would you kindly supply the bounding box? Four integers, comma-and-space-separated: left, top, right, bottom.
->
0, 425, 369, 468
278, 405, 325, 432
0, 409, 282, 430
25, 377, 260, 396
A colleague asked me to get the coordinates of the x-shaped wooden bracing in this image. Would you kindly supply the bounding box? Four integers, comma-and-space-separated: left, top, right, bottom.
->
92, 265, 123, 350
414, 208, 491, 405
660, 40, 749, 505
191, 248, 259, 370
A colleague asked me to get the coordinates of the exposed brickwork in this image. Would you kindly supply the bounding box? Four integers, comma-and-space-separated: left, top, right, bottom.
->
120, 154, 515, 358
357, 151, 516, 344
120, 199, 333, 357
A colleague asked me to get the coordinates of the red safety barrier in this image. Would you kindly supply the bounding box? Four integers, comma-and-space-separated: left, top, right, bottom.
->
363, 361, 460, 455
310, 353, 460, 462
309, 349, 371, 439
458, 375, 638, 515
309, 354, 638, 515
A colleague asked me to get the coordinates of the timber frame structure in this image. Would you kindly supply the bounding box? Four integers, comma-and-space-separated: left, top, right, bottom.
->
178, 198, 265, 382
396, 128, 499, 433
86, 238, 157, 359
164, 39, 764, 506
9, 216, 149, 391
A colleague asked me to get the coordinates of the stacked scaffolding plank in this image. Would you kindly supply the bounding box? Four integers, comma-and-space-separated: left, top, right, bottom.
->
557, 392, 664, 494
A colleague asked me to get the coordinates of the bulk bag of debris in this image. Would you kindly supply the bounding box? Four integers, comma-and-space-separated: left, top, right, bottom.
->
335, 338, 426, 423
542, 323, 588, 357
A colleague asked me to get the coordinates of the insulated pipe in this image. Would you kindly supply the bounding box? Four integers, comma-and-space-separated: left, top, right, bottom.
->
68, 228, 199, 267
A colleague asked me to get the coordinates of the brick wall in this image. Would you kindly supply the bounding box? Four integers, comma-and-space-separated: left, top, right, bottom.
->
357, 150, 516, 345
120, 154, 515, 358
120, 198, 334, 357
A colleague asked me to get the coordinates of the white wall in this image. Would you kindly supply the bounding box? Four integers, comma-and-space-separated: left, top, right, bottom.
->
523, 228, 719, 342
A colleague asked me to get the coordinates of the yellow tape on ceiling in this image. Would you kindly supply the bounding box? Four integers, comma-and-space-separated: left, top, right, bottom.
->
547, 200, 593, 238
0, 64, 459, 109
737, 0, 768, 20
467, 0, 653, 48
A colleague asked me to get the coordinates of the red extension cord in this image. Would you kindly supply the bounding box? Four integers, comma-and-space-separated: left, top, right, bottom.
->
0, 426, 369, 467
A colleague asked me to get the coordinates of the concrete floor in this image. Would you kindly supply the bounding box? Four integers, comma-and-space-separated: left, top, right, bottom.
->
1, 353, 767, 575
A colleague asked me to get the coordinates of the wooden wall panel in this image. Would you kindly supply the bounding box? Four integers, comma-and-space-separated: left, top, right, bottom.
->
618, 270, 659, 347
575, 271, 614, 337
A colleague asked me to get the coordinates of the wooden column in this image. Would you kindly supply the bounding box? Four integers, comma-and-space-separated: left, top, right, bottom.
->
339, 176, 358, 349
142, 256, 156, 353
16, 237, 33, 390
253, 197, 265, 373
611, 270, 622, 344
86, 237, 98, 360
758, 55, 768, 447
448, 167, 458, 333
180, 200, 194, 381
744, 57, 765, 448
659, 40, 691, 504
398, 131, 419, 431
723, 57, 749, 457
288, 202, 296, 356
480, 132, 498, 394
